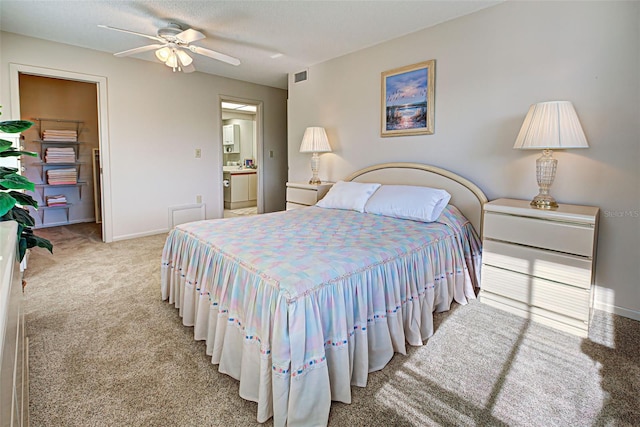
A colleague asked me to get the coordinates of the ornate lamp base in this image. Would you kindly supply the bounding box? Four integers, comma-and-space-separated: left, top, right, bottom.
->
308, 152, 322, 184
530, 194, 558, 209
531, 149, 558, 209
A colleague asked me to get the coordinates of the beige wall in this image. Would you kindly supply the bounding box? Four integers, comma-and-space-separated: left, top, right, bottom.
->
1, 32, 288, 240
287, 1, 640, 318
19, 75, 99, 227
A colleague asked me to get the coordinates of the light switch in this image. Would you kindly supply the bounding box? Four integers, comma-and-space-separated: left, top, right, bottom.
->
269, 150, 274, 158
195, 148, 202, 158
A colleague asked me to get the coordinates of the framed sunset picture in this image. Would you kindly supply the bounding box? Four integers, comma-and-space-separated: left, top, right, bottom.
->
381, 59, 435, 137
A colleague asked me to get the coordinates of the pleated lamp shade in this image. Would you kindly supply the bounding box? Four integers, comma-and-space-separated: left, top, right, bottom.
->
513, 101, 589, 150
299, 127, 332, 153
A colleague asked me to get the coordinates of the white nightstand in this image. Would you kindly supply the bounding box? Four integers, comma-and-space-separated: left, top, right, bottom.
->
285, 182, 334, 210
479, 198, 599, 337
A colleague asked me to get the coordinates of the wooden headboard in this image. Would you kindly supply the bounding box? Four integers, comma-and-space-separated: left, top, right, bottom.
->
344, 162, 488, 236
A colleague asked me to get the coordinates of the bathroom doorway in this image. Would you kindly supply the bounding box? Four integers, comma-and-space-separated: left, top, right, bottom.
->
220, 98, 261, 218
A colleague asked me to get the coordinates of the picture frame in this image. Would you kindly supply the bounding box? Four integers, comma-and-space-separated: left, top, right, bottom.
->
381, 59, 435, 137
244, 158, 254, 168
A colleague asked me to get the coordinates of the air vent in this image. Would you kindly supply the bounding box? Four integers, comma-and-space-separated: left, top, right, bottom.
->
293, 69, 308, 83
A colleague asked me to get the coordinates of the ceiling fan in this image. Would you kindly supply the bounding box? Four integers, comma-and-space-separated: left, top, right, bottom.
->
98, 23, 241, 73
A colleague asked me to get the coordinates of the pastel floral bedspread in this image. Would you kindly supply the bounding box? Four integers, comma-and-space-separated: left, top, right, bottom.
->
161, 205, 481, 427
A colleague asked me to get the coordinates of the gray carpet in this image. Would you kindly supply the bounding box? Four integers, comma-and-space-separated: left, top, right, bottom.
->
24, 223, 639, 426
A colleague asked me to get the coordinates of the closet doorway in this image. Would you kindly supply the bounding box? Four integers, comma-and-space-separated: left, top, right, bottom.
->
9, 64, 112, 242
220, 97, 263, 218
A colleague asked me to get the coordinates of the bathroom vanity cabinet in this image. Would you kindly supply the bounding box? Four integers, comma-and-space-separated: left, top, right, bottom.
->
223, 170, 257, 209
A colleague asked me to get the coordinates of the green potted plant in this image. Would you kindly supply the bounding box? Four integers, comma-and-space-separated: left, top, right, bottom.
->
0, 108, 53, 260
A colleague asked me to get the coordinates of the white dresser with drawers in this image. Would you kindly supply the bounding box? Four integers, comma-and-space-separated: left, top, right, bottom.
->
0, 222, 28, 426
285, 182, 333, 210
480, 198, 599, 337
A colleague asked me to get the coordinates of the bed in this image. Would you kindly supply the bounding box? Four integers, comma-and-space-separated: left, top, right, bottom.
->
161, 162, 487, 426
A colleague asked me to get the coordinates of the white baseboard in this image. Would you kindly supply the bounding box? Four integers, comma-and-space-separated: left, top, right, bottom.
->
594, 300, 640, 322
112, 204, 206, 242
112, 228, 169, 242
34, 217, 96, 229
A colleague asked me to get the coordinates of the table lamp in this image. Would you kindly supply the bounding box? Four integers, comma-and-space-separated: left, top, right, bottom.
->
513, 101, 589, 209
299, 127, 332, 184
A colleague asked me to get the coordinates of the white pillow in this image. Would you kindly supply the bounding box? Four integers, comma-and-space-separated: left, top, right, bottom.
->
364, 185, 451, 222
316, 181, 381, 212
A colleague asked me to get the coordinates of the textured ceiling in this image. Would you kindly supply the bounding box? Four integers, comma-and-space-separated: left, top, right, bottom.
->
1, 1, 502, 89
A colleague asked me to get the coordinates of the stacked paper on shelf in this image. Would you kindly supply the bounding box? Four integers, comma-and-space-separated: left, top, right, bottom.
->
42, 129, 78, 142
45, 147, 75, 163
47, 168, 77, 185
45, 195, 67, 207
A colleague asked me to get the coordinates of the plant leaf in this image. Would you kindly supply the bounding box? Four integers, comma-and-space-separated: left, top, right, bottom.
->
0, 150, 37, 158
17, 236, 28, 261
0, 120, 33, 133
1, 208, 15, 222
0, 166, 18, 174
0, 166, 19, 179
0, 173, 35, 191
5, 206, 36, 227
21, 226, 53, 251
23, 231, 53, 253
0, 139, 12, 153
0, 192, 17, 217
9, 191, 38, 208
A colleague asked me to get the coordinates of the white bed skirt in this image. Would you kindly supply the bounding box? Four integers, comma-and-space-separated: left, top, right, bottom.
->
162, 261, 472, 426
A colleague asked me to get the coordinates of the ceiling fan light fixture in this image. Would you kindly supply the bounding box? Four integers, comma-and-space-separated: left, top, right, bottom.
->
176, 50, 193, 66
165, 50, 178, 68
155, 46, 171, 63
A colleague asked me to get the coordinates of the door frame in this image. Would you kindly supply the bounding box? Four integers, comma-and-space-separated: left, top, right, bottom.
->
9, 63, 113, 242
219, 95, 264, 215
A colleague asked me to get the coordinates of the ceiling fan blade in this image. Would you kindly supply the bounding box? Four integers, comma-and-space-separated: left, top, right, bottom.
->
98, 25, 164, 43
181, 63, 196, 73
189, 46, 240, 66
114, 44, 165, 57
176, 28, 205, 44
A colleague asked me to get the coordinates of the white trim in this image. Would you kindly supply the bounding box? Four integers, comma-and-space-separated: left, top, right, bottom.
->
594, 299, 640, 322
112, 229, 168, 242
8, 63, 113, 242
35, 218, 96, 229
